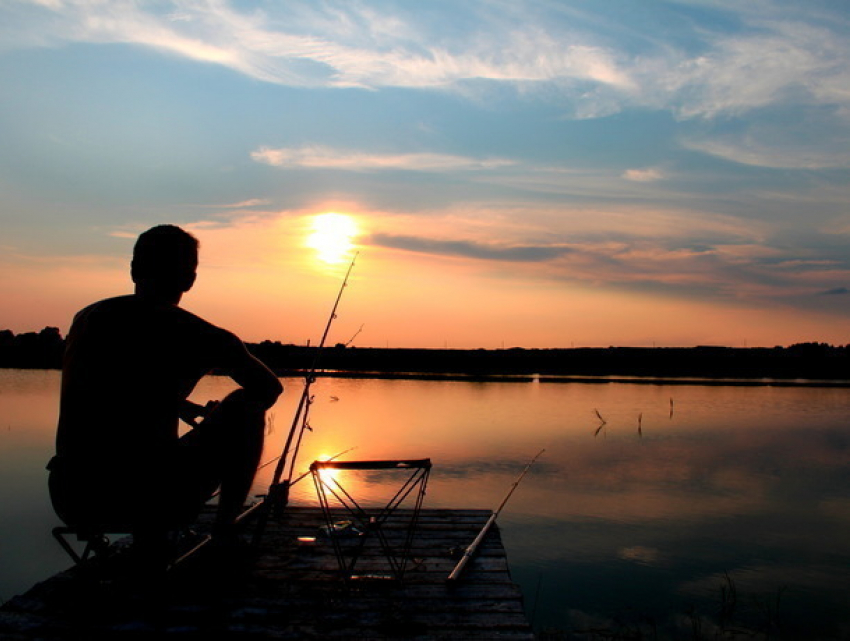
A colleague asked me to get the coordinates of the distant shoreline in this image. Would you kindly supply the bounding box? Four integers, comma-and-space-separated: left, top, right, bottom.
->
2, 328, 849, 387
276, 368, 850, 388
251, 342, 850, 387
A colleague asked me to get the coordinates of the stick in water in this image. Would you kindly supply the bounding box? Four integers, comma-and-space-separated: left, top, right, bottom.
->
447, 448, 545, 584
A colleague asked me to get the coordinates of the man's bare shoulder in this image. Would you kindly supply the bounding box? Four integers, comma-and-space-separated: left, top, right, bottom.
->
172, 305, 238, 341
72, 295, 238, 345
73, 294, 134, 316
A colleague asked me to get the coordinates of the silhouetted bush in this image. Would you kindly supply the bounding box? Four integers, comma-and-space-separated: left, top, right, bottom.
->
0, 327, 65, 368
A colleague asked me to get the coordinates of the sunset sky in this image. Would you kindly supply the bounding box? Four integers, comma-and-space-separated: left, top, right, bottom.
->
2, 0, 850, 349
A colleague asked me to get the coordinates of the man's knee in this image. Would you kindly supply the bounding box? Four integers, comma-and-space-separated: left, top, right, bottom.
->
202, 388, 266, 444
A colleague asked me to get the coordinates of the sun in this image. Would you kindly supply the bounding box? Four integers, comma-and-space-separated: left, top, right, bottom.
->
306, 213, 358, 264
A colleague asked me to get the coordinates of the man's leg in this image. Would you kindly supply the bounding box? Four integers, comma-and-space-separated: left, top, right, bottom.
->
182, 388, 266, 536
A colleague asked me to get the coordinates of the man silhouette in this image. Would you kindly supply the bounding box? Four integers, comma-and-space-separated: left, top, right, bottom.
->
48, 225, 283, 564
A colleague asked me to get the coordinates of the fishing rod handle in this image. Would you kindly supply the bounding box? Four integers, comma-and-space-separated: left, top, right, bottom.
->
446, 512, 498, 583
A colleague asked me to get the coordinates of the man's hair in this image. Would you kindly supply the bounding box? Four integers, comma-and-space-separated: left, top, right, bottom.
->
131, 225, 199, 291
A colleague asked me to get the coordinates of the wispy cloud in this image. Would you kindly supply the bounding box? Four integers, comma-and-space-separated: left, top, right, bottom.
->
5, 0, 850, 128
680, 131, 850, 169
623, 168, 665, 183
250, 145, 514, 172
0, 1, 637, 91
219, 198, 271, 209
667, 17, 850, 120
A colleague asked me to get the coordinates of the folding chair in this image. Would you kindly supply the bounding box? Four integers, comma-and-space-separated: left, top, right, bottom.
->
310, 458, 431, 584
53, 522, 199, 567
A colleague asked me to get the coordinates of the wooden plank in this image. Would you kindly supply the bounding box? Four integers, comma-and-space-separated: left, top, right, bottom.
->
0, 508, 535, 640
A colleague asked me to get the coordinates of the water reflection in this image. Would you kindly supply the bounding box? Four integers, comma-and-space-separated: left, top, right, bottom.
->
3, 370, 850, 637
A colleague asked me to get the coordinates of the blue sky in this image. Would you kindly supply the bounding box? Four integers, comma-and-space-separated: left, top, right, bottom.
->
1, 0, 850, 348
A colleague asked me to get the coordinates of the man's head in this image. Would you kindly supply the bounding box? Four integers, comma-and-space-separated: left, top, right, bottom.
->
131, 225, 199, 300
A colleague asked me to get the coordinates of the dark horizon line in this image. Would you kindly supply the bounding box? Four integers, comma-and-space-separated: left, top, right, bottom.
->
1, 326, 847, 352
2, 327, 849, 384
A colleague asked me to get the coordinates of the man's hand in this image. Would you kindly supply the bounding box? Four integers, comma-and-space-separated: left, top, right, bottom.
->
179, 400, 220, 427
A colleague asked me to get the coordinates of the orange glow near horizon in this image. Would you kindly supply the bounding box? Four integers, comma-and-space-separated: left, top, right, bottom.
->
2, 211, 848, 350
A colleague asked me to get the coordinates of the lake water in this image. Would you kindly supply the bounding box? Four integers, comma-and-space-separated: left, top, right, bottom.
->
2, 368, 850, 639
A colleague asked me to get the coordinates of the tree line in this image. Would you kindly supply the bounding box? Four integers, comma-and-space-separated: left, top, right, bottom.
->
0, 327, 64, 368
2, 327, 848, 381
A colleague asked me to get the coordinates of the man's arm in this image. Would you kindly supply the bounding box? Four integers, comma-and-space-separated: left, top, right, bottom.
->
220, 334, 283, 409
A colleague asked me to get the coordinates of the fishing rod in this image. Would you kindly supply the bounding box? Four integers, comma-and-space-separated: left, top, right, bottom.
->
251, 252, 358, 540
446, 448, 545, 584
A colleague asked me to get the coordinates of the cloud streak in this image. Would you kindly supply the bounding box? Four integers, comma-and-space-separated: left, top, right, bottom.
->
358, 202, 850, 311
367, 233, 570, 262
251, 145, 515, 172
623, 168, 665, 183
680, 131, 850, 169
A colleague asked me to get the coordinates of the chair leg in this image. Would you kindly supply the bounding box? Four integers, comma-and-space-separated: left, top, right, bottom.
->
52, 527, 83, 564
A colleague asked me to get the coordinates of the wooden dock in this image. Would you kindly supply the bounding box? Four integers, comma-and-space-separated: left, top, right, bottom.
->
0, 507, 535, 639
